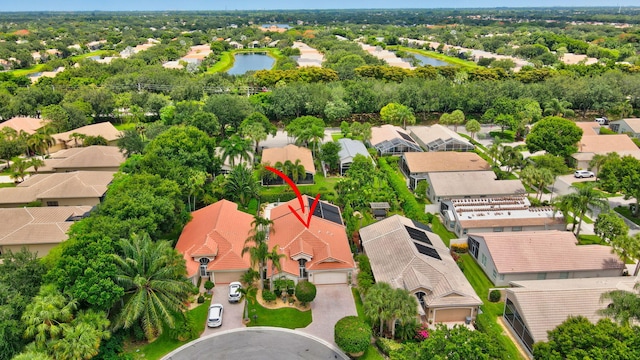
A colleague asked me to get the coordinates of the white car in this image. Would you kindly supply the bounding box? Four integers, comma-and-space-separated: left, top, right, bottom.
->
207, 303, 223, 328
574, 170, 595, 178
228, 282, 242, 303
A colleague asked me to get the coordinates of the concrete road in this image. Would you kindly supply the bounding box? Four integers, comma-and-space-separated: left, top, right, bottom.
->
298, 284, 357, 346
200, 285, 245, 337
164, 327, 349, 360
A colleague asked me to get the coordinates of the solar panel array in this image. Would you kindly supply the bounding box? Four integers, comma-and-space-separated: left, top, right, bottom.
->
414, 242, 442, 260
398, 131, 416, 143
308, 198, 343, 225
411, 220, 432, 233
405, 226, 432, 245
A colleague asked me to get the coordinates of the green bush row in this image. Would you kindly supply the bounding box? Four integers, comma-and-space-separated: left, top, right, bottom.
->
375, 337, 403, 356
334, 316, 372, 355
379, 157, 433, 224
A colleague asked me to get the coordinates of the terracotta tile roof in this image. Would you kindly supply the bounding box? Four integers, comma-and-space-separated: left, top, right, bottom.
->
574, 121, 601, 136
506, 277, 637, 343
31, 146, 125, 172
261, 144, 315, 174
1, 117, 47, 134
0, 171, 115, 205
577, 134, 638, 154
471, 230, 625, 274
403, 152, 490, 174
175, 200, 254, 278
360, 215, 481, 308
53, 122, 122, 144
0, 206, 91, 250
267, 196, 355, 277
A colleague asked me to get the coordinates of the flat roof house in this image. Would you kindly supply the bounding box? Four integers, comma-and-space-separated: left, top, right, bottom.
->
337, 138, 371, 175
426, 170, 526, 204
175, 200, 254, 285
261, 144, 315, 185
441, 196, 566, 237
0, 171, 115, 208
467, 230, 625, 286
266, 196, 355, 285
409, 125, 474, 152
503, 277, 637, 356
360, 215, 482, 324
609, 118, 640, 138
29, 146, 126, 173
369, 125, 422, 156
0, 206, 91, 257
400, 152, 491, 189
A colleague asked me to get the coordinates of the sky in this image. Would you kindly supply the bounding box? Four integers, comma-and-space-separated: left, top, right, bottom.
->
0, 1, 627, 12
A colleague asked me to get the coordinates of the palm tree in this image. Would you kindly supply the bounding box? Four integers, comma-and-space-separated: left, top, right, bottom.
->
111, 232, 193, 341
363, 282, 393, 336
389, 288, 418, 340
610, 233, 640, 276
220, 134, 252, 167
543, 98, 575, 117
30, 157, 45, 174
224, 165, 260, 207
558, 183, 609, 237
599, 283, 640, 326
242, 214, 275, 290
266, 246, 286, 291
284, 159, 306, 184
589, 153, 611, 182
9, 156, 30, 182
22, 284, 78, 347
50, 310, 110, 360
237, 275, 257, 321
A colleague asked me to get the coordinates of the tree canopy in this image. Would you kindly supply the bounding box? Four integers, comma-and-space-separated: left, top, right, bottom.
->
525, 116, 583, 158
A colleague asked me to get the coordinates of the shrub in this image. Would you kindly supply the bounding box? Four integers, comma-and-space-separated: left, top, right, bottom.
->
489, 289, 502, 302
357, 271, 374, 294
274, 288, 282, 298
379, 158, 433, 224
295, 280, 317, 305
197, 295, 205, 304
262, 290, 277, 302
599, 127, 616, 135
451, 243, 469, 253
204, 280, 215, 291
376, 337, 403, 356
334, 316, 372, 355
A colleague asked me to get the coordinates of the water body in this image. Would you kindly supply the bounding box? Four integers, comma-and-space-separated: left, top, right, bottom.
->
412, 53, 450, 67
227, 53, 275, 75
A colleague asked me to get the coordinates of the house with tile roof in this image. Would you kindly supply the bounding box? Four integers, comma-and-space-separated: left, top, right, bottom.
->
571, 121, 640, 169
261, 144, 315, 185
1, 117, 47, 134
400, 151, 491, 189
441, 196, 566, 237
425, 170, 526, 204
175, 200, 254, 285
28, 146, 126, 173
0, 171, 115, 208
503, 277, 637, 356
50, 122, 122, 152
409, 125, 475, 152
467, 230, 625, 286
609, 118, 640, 138
266, 196, 355, 285
0, 206, 91, 257
337, 138, 371, 175
360, 215, 482, 324
369, 124, 423, 156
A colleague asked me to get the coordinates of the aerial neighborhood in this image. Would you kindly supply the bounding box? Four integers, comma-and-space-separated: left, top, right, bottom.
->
2, 6, 640, 360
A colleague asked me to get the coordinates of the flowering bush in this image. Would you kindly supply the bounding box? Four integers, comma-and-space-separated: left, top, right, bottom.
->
415, 324, 430, 341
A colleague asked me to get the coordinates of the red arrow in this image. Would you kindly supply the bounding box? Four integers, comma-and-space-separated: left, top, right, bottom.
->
265, 166, 320, 228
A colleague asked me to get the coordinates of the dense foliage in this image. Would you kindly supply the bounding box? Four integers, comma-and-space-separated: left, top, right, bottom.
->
334, 316, 372, 355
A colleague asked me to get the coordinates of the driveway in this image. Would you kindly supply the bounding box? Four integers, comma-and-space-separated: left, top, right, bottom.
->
298, 284, 357, 346
201, 285, 245, 337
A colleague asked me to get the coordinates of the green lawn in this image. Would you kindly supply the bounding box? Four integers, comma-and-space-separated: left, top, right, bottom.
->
114, 122, 136, 131
614, 206, 640, 226
577, 234, 606, 245
131, 302, 210, 360
571, 181, 618, 198
430, 217, 457, 247
9, 64, 46, 76
331, 133, 345, 142
260, 173, 340, 200
69, 50, 113, 62
246, 297, 312, 328
0, 182, 16, 188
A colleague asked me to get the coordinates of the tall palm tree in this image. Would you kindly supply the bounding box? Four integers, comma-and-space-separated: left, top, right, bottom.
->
558, 183, 609, 237
50, 310, 110, 360
389, 288, 418, 340
22, 284, 78, 347
220, 134, 252, 167
111, 232, 193, 341
224, 165, 260, 207
363, 282, 393, 336
242, 214, 275, 290
589, 153, 611, 182
610, 233, 640, 276
284, 159, 306, 184
266, 246, 286, 291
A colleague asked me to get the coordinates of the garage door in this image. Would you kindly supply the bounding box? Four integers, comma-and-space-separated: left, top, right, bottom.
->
311, 272, 347, 285
212, 271, 244, 285
434, 308, 471, 323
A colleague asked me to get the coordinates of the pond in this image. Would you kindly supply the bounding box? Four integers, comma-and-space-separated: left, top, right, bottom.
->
227, 53, 275, 75
412, 53, 450, 67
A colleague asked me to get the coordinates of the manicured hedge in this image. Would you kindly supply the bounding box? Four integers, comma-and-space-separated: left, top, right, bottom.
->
334, 316, 372, 355
379, 157, 433, 224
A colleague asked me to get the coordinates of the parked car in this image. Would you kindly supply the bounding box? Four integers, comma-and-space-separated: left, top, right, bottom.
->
228, 281, 242, 303
595, 116, 609, 125
574, 170, 595, 178
207, 303, 224, 328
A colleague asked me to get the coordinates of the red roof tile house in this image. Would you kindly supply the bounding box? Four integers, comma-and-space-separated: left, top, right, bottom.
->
175, 200, 254, 285
266, 196, 356, 285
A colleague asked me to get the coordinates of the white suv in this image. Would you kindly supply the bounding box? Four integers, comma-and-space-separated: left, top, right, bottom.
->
574, 170, 595, 178
228, 282, 242, 303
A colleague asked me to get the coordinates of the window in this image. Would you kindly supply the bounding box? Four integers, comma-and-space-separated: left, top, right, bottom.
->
199, 258, 210, 277
493, 227, 504, 232
481, 254, 487, 266
511, 226, 522, 232
468, 237, 480, 258
46, 201, 59, 207
537, 273, 547, 280
299, 259, 308, 279
559, 272, 569, 279
492, 269, 497, 279
500, 274, 505, 281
